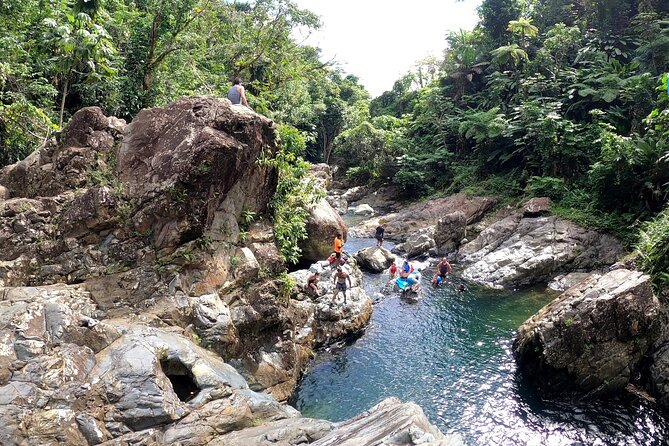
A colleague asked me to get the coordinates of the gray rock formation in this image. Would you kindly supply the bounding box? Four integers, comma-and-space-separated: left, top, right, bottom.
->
434, 211, 467, 255
459, 214, 625, 289
355, 246, 395, 273
326, 195, 349, 215
394, 228, 437, 259
548, 272, 596, 292
514, 269, 661, 397
309, 163, 333, 190
352, 203, 375, 216
349, 193, 495, 242
650, 341, 669, 410
212, 397, 463, 446
326, 186, 371, 215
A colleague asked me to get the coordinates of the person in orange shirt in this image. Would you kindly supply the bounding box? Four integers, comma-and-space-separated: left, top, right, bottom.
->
333, 232, 344, 267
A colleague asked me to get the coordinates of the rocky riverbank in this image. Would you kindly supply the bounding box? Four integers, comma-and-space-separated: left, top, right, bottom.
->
0, 97, 455, 445
340, 183, 669, 410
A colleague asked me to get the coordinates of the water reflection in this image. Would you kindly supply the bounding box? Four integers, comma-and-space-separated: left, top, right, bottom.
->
290, 238, 669, 444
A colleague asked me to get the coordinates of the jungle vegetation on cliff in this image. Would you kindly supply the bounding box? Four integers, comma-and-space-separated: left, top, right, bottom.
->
1, 0, 668, 285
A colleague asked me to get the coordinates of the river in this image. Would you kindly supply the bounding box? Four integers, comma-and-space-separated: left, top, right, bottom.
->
290, 237, 669, 445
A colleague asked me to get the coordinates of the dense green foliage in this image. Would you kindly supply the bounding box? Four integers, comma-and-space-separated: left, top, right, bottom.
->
636, 206, 669, 290
266, 124, 323, 264
0, 0, 366, 162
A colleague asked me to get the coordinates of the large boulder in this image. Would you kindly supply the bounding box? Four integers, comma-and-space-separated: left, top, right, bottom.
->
459, 214, 625, 289
0, 107, 125, 199
523, 197, 552, 216
351, 203, 375, 216
434, 211, 467, 255
326, 195, 348, 215
309, 163, 333, 190
119, 95, 278, 249
513, 269, 661, 397
393, 228, 436, 258
355, 247, 395, 273
299, 198, 348, 263
548, 272, 595, 292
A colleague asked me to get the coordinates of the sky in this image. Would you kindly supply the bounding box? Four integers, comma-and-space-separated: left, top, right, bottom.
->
292, 0, 483, 97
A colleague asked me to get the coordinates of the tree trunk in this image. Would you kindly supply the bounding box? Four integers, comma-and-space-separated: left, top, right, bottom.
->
59, 78, 69, 128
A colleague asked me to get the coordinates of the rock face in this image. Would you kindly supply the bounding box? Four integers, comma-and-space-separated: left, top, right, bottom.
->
355, 247, 395, 273
394, 228, 437, 259
548, 272, 595, 292
300, 198, 348, 263
212, 397, 463, 446
309, 163, 333, 190
0, 284, 298, 446
119, 96, 278, 248
459, 214, 625, 289
650, 339, 669, 410
0, 97, 278, 289
513, 269, 661, 397
434, 211, 467, 255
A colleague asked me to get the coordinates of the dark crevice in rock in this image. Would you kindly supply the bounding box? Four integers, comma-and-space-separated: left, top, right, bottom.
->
160, 358, 200, 402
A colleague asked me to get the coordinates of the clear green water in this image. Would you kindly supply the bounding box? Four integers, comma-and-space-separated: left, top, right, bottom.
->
290, 238, 669, 445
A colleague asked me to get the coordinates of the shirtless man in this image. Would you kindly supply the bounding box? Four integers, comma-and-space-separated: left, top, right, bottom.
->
433, 257, 452, 283
332, 267, 352, 304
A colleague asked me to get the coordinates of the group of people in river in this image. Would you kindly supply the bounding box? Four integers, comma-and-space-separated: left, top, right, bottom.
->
304, 226, 465, 306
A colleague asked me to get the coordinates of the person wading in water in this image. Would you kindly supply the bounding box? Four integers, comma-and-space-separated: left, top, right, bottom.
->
432, 257, 452, 284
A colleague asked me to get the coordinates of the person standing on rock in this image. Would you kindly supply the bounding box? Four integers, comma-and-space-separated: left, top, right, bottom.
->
332, 266, 352, 304
333, 232, 344, 267
227, 77, 249, 107
375, 223, 386, 247
432, 257, 452, 283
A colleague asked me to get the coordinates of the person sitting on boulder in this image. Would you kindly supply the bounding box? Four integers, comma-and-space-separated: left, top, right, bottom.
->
400, 260, 413, 279
388, 263, 398, 279
432, 257, 452, 283
332, 266, 352, 304
375, 223, 386, 247
227, 77, 249, 107
333, 233, 344, 268
305, 272, 320, 298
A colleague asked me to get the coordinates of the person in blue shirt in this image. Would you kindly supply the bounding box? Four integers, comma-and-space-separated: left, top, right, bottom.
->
400, 260, 413, 278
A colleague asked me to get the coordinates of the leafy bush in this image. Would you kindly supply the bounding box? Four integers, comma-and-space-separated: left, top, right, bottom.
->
525, 176, 568, 200
636, 207, 669, 290
268, 124, 323, 264
0, 102, 56, 167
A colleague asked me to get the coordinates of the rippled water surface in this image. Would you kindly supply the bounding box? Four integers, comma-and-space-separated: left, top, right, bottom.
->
291, 238, 669, 445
